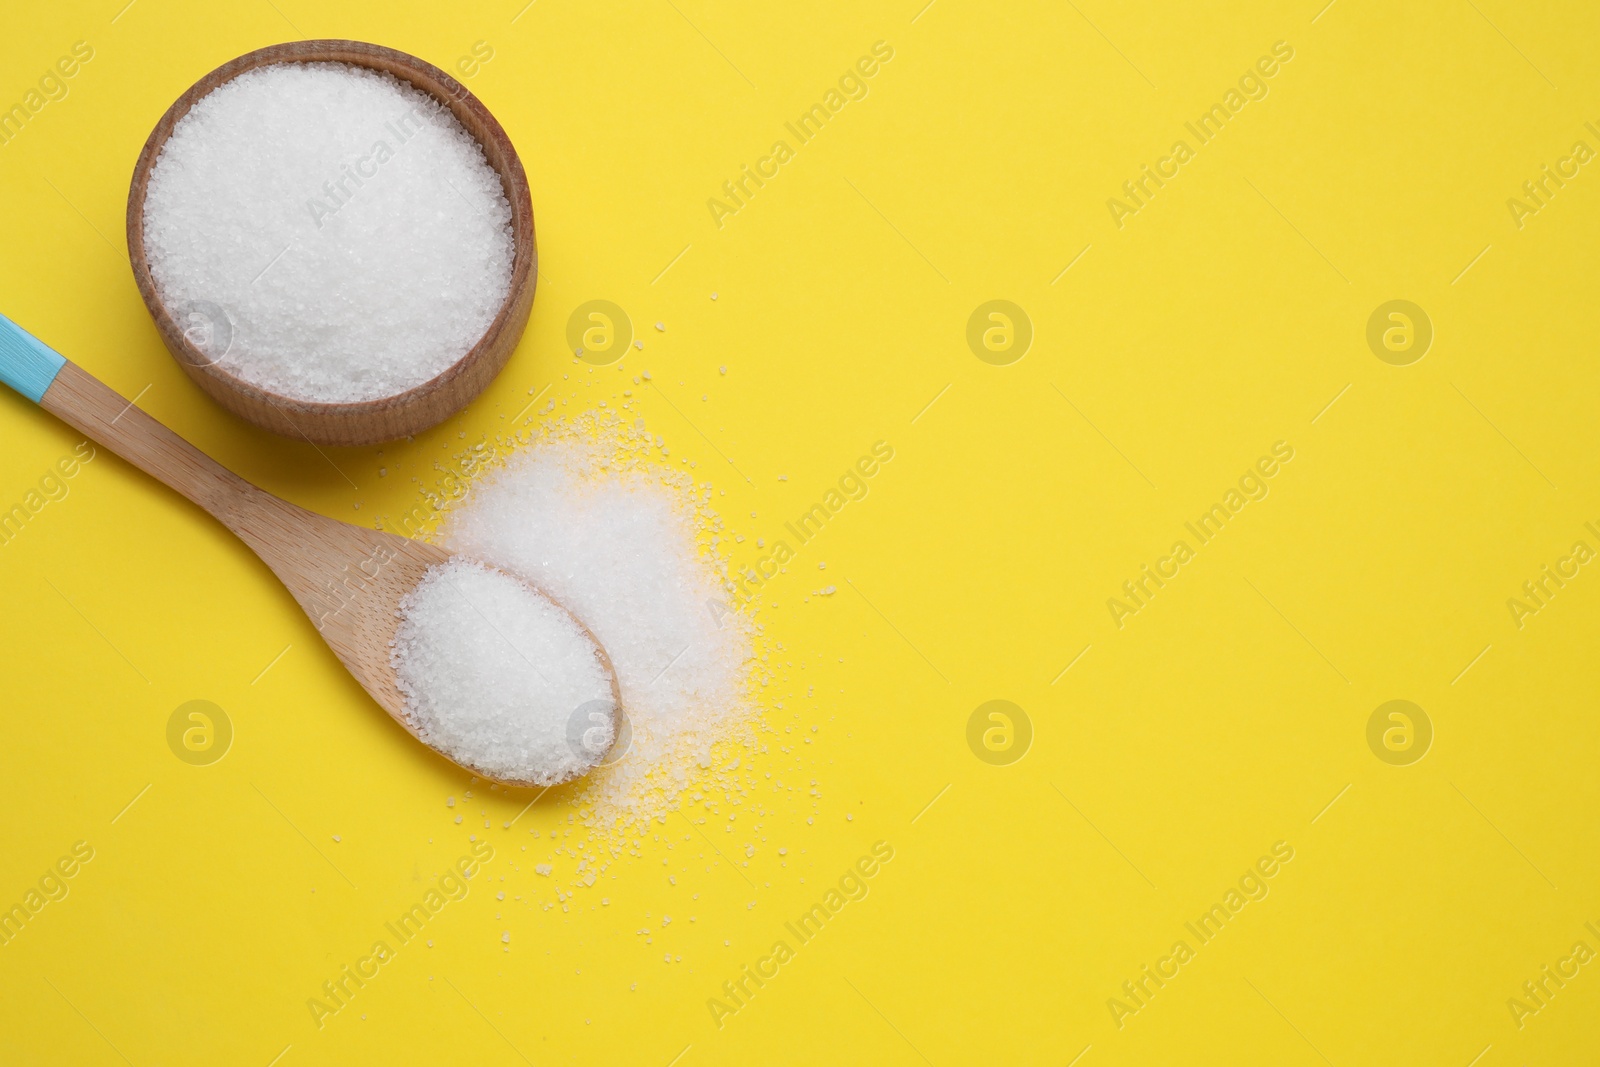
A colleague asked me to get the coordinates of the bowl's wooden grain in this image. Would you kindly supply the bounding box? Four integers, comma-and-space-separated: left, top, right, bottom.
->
126, 39, 536, 447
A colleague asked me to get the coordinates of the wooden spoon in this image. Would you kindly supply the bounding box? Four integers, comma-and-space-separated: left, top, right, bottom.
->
0, 313, 619, 788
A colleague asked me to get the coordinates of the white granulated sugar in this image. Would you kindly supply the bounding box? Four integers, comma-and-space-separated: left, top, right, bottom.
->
392, 559, 615, 786
142, 62, 514, 403
437, 420, 756, 828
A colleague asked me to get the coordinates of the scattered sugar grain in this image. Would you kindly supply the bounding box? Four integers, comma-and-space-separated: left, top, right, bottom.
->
438, 422, 755, 828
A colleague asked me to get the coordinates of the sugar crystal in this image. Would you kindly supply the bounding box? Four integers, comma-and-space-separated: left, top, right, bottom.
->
143, 62, 514, 403
392, 559, 614, 785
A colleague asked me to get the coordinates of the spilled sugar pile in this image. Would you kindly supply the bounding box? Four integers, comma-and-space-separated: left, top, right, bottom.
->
142, 62, 514, 403
392, 559, 617, 787
402, 413, 760, 831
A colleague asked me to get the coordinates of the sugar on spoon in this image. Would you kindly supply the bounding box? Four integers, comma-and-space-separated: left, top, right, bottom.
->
0, 313, 620, 788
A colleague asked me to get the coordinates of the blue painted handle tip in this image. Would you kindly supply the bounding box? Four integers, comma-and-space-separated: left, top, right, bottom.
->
0, 312, 67, 404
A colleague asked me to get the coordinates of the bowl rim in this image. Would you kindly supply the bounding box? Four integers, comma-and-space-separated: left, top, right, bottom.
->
125, 38, 536, 420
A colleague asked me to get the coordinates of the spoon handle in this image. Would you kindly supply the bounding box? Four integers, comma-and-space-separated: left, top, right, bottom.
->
1, 311, 268, 529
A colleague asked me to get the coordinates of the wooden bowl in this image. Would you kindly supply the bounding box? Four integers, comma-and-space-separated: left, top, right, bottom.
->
125, 40, 536, 448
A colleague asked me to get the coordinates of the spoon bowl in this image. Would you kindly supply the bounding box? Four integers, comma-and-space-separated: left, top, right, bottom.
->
125, 39, 537, 448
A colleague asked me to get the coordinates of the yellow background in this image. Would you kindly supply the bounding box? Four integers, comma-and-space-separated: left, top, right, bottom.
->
3, 0, 1599, 1063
